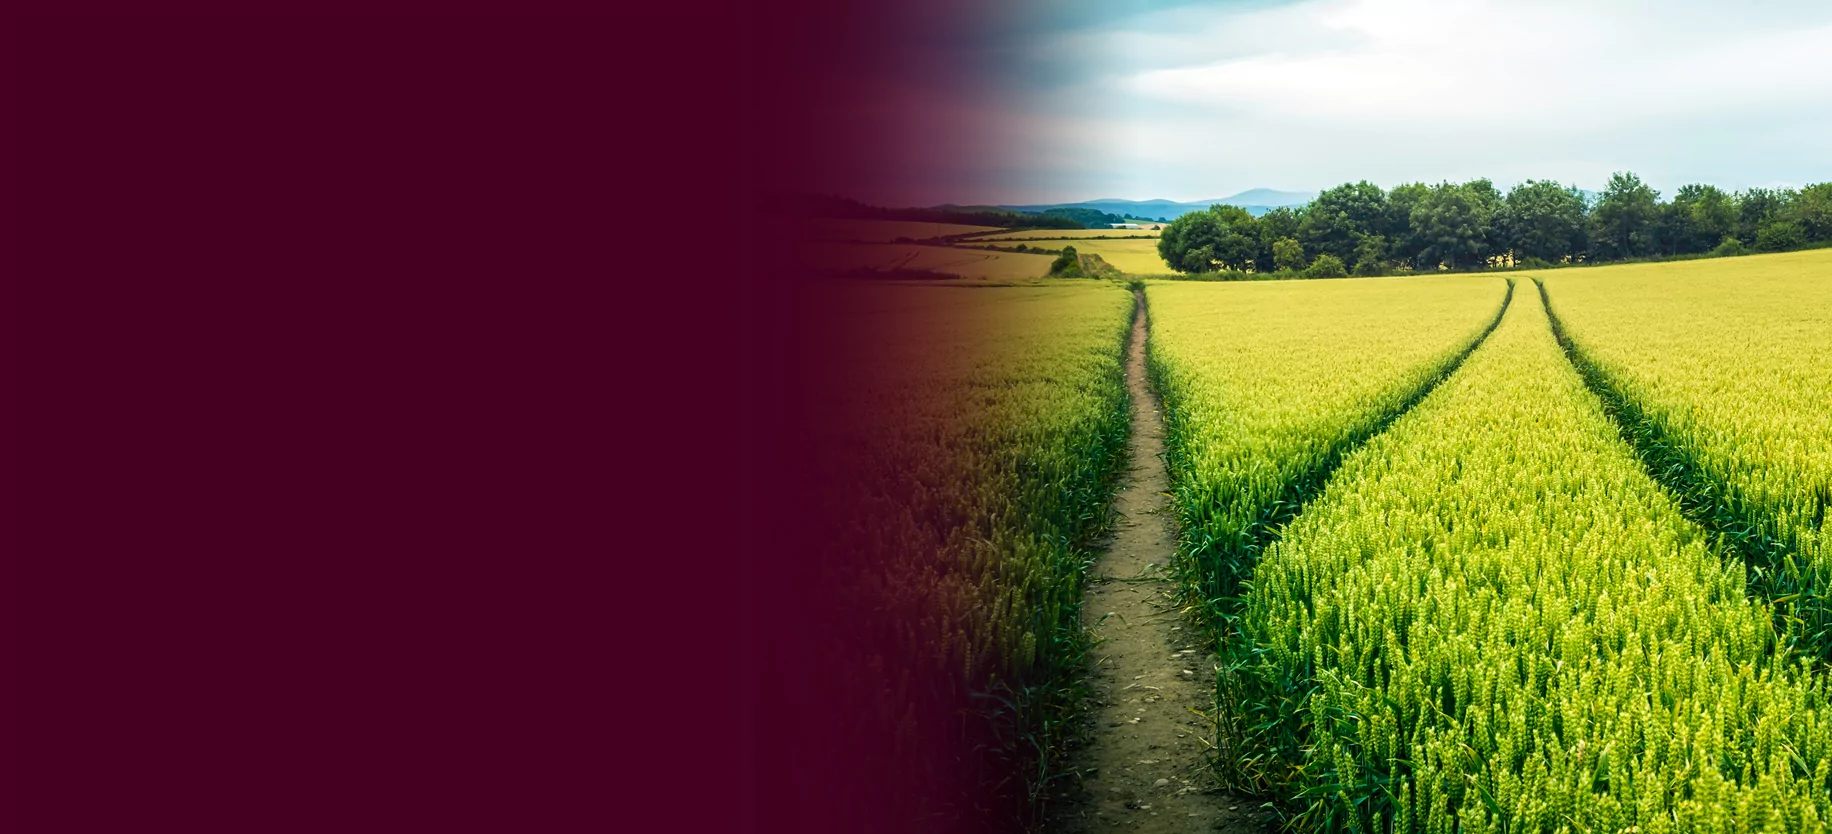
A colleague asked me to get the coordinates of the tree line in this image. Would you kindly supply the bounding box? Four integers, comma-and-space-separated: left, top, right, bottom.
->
1157, 173, 1832, 277
1037, 206, 1130, 228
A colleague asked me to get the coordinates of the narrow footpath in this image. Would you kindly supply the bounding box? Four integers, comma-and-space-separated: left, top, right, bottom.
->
1055, 290, 1264, 833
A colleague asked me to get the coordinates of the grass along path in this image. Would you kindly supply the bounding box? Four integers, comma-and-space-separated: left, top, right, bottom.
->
1055, 290, 1266, 833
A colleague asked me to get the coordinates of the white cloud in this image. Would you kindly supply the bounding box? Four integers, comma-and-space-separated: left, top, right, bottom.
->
997, 0, 1832, 202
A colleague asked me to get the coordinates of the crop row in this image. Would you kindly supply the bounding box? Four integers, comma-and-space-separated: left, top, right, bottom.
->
1223, 287, 1832, 832
1145, 275, 1510, 628
1540, 252, 1832, 658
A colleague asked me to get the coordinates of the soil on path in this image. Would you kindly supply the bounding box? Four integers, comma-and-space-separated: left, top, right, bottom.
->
1053, 291, 1266, 833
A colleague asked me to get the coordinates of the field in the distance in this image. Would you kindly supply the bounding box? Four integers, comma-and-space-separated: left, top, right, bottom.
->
1056, 239, 1173, 273
799, 241, 1061, 281
977, 228, 1164, 240
785, 217, 1003, 242
969, 236, 1176, 273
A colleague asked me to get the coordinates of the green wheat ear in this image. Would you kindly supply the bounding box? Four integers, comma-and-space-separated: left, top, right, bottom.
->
1178, 258, 1832, 832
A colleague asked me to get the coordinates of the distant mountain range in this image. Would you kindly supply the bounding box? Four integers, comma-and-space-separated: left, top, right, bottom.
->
997, 189, 1317, 221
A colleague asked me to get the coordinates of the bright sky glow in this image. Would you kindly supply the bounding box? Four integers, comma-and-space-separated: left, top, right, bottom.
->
963, 0, 1832, 204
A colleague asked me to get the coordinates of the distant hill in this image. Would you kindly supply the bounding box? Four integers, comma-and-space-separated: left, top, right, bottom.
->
997, 189, 1316, 220
1212, 188, 1316, 208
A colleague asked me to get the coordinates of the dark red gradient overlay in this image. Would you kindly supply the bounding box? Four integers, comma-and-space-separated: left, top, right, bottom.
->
753, 4, 1043, 832
12, 3, 1025, 833
750, 1, 1026, 207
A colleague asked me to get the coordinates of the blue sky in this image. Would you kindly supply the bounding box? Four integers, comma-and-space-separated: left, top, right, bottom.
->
911, 0, 1832, 205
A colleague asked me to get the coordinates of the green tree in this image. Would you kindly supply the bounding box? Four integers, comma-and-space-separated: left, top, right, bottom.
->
1499, 180, 1588, 264
1793, 182, 1832, 242
1656, 184, 1738, 255
1462, 178, 1504, 259
1589, 171, 1660, 260
1300, 181, 1388, 265
1158, 204, 1258, 273
1049, 245, 1082, 277
1209, 204, 1262, 270
1384, 182, 1431, 268
1756, 220, 1806, 252
1302, 254, 1347, 278
1157, 215, 1202, 272
1737, 187, 1795, 243
1254, 207, 1302, 272
1272, 237, 1305, 272
1180, 245, 1217, 274
1652, 199, 1689, 256
1351, 234, 1387, 276
1410, 181, 1491, 270
1683, 184, 1738, 252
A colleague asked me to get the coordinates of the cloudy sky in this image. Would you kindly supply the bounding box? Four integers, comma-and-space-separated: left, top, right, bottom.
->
927, 0, 1832, 204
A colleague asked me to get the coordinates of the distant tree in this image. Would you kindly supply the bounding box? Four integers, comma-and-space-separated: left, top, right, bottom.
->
1682, 184, 1738, 252
1208, 205, 1262, 269
1384, 182, 1432, 268
1180, 245, 1217, 273
1589, 172, 1660, 260
1793, 182, 1832, 242
1411, 181, 1492, 270
1737, 187, 1795, 244
1756, 220, 1806, 252
1272, 237, 1305, 272
1158, 204, 1258, 273
1301, 181, 1388, 264
1653, 184, 1738, 256
1042, 207, 1127, 228
1499, 180, 1588, 265
1049, 245, 1082, 277
1254, 207, 1303, 272
1463, 178, 1504, 260
1352, 234, 1387, 276
1652, 199, 1689, 257
1302, 254, 1348, 279
1158, 216, 1200, 272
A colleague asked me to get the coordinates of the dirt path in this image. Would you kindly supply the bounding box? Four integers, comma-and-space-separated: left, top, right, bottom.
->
1054, 290, 1265, 833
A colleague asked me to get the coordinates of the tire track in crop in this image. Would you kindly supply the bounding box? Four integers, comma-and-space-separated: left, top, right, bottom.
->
1061, 281, 1515, 831
1207, 279, 1513, 806
1536, 277, 1824, 659
1189, 279, 1517, 619
1054, 289, 1265, 834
